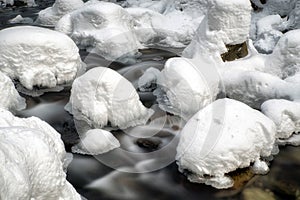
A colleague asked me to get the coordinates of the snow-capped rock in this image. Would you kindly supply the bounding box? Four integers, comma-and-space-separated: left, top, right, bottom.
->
221, 69, 300, 109
55, 1, 141, 62
0, 72, 26, 112
67, 67, 153, 130
0, 108, 81, 199
8, 14, 33, 24
0, 26, 85, 93
151, 56, 220, 120
72, 129, 120, 155
0, 0, 35, 7
266, 29, 300, 78
183, 0, 251, 58
126, 7, 198, 47
261, 99, 300, 139
176, 98, 276, 189
35, 0, 84, 27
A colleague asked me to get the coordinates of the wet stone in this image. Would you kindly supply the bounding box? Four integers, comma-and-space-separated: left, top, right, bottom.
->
221, 42, 248, 62
136, 137, 162, 150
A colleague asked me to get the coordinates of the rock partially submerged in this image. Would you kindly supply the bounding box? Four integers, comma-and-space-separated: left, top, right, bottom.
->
0, 26, 85, 95
72, 129, 120, 155
176, 99, 276, 189
0, 108, 81, 199
67, 67, 153, 130
0, 72, 26, 112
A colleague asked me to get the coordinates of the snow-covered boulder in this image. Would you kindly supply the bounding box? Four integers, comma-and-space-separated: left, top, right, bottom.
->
0, 108, 80, 199
261, 99, 300, 139
176, 98, 276, 189
126, 7, 197, 47
67, 67, 153, 130
55, 1, 141, 62
0, 0, 35, 7
254, 15, 284, 54
0, 72, 26, 112
266, 29, 300, 78
221, 69, 300, 109
183, 0, 251, 58
72, 129, 120, 155
0, 26, 84, 93
153, 56, 220, 120
35, 0, 84, 27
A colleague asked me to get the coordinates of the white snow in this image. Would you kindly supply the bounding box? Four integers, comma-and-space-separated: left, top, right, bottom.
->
55, 1, 141, 62
0, 108, 81, 199
254, 15, 283, 53
183, 0, 251, 58
71, 129, 120, 155
266, 29, 300, 78
152, 56, 220, 120
0, 26, 85, 92
261, 99, 300, 139
8, 15, 33, 24
221, 69, 300, 109
35, 0, 84, 27
176, 98, 276, 189
67, 67, 153, 130
0, 72, 26, 112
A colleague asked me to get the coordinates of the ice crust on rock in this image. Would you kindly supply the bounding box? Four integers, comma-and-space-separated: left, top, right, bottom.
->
35, 0, 84, 27
0, 26, 85, 92
72, 129, 120, 155
261, 99, 300, 139
67, 67, 153, 130
0, 72, 26, 112
176, 99, 276, 189
55, 1, 141, 62
0, 108, 81, 200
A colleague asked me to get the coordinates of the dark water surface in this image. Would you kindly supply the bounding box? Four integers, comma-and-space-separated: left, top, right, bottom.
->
1, 1, 300, 200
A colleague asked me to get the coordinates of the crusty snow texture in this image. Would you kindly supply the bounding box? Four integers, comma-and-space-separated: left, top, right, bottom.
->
68, 67, 153, 130
0, 109, 81, 200
0, 26, 84, 91
176, 99, 276, 189
0, 72, 26, 112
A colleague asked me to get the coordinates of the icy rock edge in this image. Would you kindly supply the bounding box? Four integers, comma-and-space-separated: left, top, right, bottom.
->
0, 72, 26, 112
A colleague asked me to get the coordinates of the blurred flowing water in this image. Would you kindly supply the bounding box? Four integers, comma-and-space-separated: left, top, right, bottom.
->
1, 1, 300, 200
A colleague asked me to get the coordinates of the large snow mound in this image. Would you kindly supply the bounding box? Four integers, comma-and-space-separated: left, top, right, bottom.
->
67, 67, 153, 130
262, 99, 300, 139
55, 1, 141, 62
150, 56, 220, 120
176, 98, 276, 189
35, 0, 84, 27
0, 108, 80, 199
0, 72, 26, 112
0, 26, 85, 91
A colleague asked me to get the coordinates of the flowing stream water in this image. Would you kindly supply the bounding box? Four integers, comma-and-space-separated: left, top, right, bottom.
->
1, 1, 300, 200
